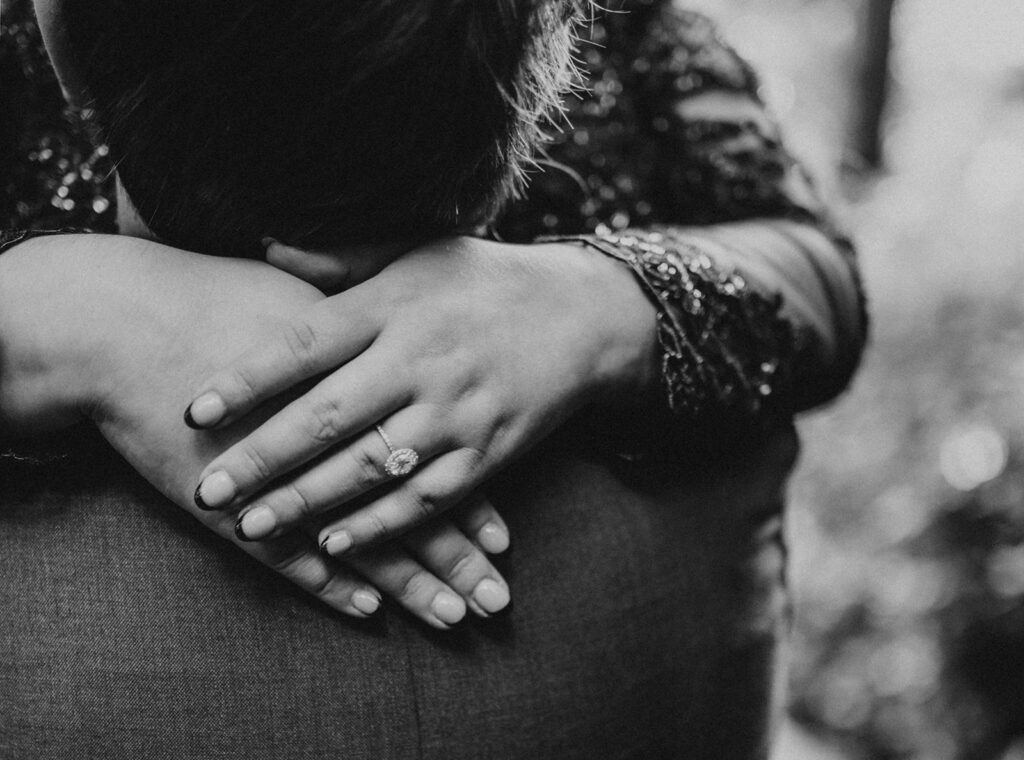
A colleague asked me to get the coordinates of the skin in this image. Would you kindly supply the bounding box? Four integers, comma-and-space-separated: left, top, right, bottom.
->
189, 236, 657, 558
0, 235, 526, 627
22, 0, 661, 628
183, 219, 857, 562
22, 0, 861, 629
0, 227, 657, 629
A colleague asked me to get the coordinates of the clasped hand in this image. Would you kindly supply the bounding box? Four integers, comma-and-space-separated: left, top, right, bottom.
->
187, 236, 655, 623
0, 234, 653, 630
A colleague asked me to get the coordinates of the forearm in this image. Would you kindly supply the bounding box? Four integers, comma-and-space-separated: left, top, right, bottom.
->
0, 231, 317, 439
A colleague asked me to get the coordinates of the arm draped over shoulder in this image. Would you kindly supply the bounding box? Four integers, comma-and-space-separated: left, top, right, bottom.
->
0, 0, 867, 425
496, 2, 867, 413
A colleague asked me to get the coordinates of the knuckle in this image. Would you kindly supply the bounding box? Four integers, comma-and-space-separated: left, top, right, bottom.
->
267, 546, 306, 576
487, 414, 514, 449
349, 445, 385, 491
308, 395, 347, 445
283, 319, 322, 371
283, 483, 316, 520
265, 546, 333, 597
439, 548, 479, 584
304, 567, 335, 598
363, 511, 392, 544
396, 570, 433, 604
406, 488, 438, 522
461, 446, 487, 471
225, 366, 260, 407
239, 442, 274, 482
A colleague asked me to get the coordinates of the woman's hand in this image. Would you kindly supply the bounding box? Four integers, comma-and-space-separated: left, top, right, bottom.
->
0, 234, 511, 627
187, 236, 658, 556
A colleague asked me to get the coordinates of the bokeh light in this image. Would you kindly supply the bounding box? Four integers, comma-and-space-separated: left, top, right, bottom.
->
702, 2, 1024, 758
940, 425, 1009, 492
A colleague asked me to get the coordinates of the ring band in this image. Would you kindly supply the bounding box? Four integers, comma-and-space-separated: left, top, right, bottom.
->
375, 424, 420, 478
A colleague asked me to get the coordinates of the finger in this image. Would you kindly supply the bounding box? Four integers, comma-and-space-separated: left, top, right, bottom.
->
234, 405, 450, 540
230, 526, 382, 618
453, 494, 510, 555
404, 519, 510, 617
193, 349, 409, 511
264, 239, 408, 295
318, 448, 484, 555
264, 240, 357, 295
184, 292, 382, 429
346, 545, 467, 629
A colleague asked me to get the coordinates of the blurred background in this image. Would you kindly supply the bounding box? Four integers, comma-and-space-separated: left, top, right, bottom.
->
685, 1, 1024, 758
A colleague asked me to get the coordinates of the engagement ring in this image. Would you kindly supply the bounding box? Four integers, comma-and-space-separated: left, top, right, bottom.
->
375, 424, 420, 477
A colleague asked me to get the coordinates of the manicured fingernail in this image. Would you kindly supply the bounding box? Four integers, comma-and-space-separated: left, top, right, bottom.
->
186, 392, 227, 428
319, 531, 352, 556
430, 591, 466, 626
352, 589, 381, 616
194, 471, 236, 510
472, 579, 510, 615
477, 521, 510, 554
235, 505, 277, 541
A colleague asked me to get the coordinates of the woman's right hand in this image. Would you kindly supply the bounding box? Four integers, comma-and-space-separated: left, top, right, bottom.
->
0, 234, 511, 626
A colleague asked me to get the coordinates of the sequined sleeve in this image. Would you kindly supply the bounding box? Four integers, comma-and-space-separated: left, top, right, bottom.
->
495, 1, 867, 416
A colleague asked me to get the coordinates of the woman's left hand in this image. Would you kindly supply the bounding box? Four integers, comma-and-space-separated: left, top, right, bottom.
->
187, 236, 657, 557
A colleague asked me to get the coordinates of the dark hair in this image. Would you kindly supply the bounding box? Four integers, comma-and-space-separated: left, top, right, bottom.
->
64, 0, 580, 255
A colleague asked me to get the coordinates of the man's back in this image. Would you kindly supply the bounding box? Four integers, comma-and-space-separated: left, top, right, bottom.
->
0, 424, 795, 759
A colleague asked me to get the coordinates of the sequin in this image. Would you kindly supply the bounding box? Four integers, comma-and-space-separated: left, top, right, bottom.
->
552, 228, 797, 422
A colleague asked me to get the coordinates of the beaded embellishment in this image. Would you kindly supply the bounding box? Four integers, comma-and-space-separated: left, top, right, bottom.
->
559, 230, 795, 421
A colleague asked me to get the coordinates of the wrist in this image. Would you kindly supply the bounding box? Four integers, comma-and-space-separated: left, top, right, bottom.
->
536, 241, 659, 407
0, 236, 102, 430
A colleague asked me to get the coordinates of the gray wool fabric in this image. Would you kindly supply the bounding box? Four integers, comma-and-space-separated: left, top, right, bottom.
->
0, 425, 795, 760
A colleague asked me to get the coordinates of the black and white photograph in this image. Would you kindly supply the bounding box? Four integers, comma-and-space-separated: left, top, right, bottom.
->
0, 0, 1021, 758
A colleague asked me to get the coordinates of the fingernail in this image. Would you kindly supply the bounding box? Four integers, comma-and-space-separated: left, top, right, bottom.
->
430, 591, 466, 626
194, 471, 237, 510
260, 237, 276, 248
477, 521, 510, 554
319, 531, 352, 556
186, 392, 227, 428
472, 579, 510, 615
352, 589, 381, 616
235, 505, 277, 541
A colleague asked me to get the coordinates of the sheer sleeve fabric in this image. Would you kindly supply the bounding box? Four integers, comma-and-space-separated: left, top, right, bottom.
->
495, 2, 867, 414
